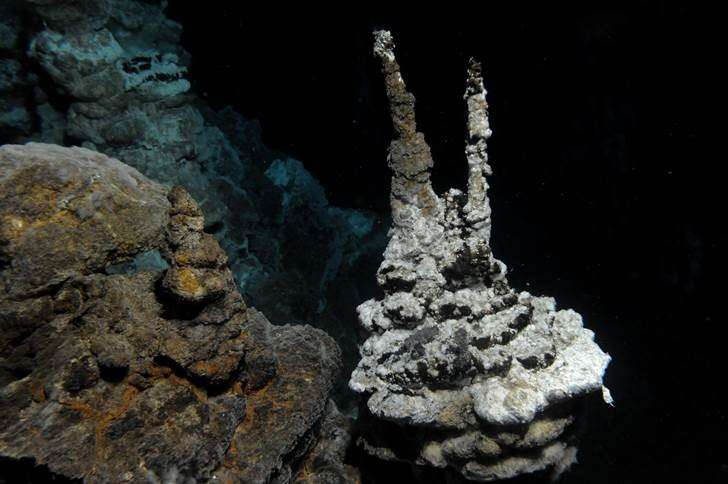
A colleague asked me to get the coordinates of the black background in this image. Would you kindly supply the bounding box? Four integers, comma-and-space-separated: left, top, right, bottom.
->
168, 3, 724, 483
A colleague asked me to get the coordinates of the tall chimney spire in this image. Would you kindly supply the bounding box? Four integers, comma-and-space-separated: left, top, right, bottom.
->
373, 30, 437, 224
463, 58, 494, 241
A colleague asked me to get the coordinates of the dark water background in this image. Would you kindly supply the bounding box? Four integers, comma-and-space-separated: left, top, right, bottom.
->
171, 3, 721, 482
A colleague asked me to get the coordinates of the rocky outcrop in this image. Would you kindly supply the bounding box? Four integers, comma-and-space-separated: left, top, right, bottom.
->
0, 1, 34, 141
0, 0, 386, 396
0, 143, 349, 483
292, 400, 361, 484
349, 31, 612, 481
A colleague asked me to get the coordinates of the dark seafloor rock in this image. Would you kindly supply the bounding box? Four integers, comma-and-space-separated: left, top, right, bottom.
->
0, 0, 386, 403
0, 143, 353, 483
292, 400, 360, 484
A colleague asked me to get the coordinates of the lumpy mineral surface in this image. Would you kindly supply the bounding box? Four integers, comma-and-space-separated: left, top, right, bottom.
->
349, 31, 611, 481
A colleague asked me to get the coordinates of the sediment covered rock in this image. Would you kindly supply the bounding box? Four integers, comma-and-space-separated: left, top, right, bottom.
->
349, 31, 612, 481
0, 143, 348, 483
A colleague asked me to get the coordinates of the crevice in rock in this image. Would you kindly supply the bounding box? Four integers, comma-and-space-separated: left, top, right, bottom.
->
105, 250, 170, 275
98, 364, 129, 384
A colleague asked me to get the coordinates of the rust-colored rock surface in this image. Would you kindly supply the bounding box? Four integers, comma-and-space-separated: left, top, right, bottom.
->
0, 143, 346, 483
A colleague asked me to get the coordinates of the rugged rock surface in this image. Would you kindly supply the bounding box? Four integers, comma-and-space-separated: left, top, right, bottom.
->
292, 401, 361, 484
0, 143, 349, 483
0, 0, 386, 399
349, 31, 612, 481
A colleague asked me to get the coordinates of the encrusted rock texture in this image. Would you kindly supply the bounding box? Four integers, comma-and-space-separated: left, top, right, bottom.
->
0, 143, 359, 483
0, 0, 386, 398
349, 31, 612, 482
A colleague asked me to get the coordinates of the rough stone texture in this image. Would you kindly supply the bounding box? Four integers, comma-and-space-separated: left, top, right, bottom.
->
0, 1, 34, 141
293, 401, 361, 484
0, 143, 348, 483
216, 327, 354, 484
349, 31, 612, 481
0, 0, 386, 400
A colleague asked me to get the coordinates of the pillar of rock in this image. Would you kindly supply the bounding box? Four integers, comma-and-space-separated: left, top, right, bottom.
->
350, 30, 612, 482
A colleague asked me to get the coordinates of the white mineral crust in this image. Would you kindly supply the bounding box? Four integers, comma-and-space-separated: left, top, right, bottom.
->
350, 30, 612, 482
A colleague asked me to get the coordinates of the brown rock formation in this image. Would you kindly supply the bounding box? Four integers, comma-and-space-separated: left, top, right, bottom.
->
0, 143, 353, 483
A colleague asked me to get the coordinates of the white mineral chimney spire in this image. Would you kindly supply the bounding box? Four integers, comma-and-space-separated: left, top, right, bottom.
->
372, 30, 438, 225
463, 58, 493, 241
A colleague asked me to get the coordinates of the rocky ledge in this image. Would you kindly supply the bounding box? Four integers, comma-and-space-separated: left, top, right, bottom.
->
0, 143, 358, 483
